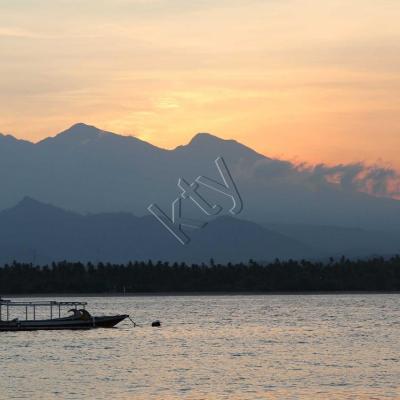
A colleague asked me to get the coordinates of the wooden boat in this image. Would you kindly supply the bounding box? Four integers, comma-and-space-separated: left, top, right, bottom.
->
0, 298, 129, 331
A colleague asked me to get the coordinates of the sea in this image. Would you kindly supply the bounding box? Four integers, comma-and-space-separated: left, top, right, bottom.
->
1, 294, 399, 399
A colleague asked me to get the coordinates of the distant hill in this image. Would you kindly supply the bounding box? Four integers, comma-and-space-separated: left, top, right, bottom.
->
2, 122, 400, 233
0, 197, 308, 264
0, 197, 398, 265
267, 222, 400, 259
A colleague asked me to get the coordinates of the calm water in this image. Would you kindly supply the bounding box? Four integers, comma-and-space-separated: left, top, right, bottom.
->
1, 294, 400, 399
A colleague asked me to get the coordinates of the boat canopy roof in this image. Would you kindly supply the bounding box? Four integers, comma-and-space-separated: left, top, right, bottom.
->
0, 298, 87, 307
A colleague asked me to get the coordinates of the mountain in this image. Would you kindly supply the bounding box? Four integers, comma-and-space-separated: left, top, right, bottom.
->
1, 122, 400, 233
37, 123, 160, 155
267, 222, 400, 259
1, 198, 398, 265
0, 198, 308, 264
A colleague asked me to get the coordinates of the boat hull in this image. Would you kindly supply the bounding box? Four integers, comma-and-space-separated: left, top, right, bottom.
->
0, 315, 129, 331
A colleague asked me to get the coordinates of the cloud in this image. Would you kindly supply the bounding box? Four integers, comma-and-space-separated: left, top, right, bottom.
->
0, 28, 43, 39
356, 166, 399, 197
252, 158, 400, 198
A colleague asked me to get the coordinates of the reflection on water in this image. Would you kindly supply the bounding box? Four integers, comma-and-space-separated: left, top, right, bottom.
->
1, 294, 400, 399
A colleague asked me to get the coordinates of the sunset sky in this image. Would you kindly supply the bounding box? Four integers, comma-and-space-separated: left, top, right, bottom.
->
0, 0, 399, 167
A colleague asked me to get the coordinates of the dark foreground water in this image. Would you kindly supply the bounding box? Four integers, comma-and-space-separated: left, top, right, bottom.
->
1, 294, 399, 399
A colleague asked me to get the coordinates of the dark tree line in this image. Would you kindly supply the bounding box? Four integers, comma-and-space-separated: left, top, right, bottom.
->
1, 256, 400, 294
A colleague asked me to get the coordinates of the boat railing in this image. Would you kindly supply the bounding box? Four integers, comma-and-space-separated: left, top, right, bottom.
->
0, 298, 87, 321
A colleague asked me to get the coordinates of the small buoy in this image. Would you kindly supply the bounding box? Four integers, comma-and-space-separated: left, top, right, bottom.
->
151, 320, 161, 327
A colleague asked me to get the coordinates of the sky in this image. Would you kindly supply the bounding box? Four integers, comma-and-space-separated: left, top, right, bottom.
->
0, 0, 399, 168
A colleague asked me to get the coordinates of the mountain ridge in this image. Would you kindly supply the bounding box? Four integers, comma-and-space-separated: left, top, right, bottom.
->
1, 123, 400, 233
0, 196, 398, 264
0, 197, 309, 264
7, 123, 241, 153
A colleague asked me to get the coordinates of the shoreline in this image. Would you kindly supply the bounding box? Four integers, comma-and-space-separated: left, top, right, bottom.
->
3, 290, 400, 297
